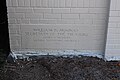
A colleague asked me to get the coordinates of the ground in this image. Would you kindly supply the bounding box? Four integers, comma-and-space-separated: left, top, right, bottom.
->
0, 56, 120, 80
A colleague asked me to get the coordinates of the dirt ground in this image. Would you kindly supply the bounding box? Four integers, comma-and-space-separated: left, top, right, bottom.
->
0, 56, 120, 80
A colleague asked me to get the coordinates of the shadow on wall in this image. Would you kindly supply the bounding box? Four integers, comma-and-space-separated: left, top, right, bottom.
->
0, 0, 10, 66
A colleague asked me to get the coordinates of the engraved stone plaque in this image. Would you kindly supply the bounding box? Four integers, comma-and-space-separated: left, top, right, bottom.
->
21, 25, 93, 50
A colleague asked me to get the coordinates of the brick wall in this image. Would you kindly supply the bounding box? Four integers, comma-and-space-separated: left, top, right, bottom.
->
105, 0, 120, 60
6, 0, 109, 56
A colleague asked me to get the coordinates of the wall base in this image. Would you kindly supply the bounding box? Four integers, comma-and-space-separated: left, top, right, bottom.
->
105, 55, 120, 61
8, 50, 104, 61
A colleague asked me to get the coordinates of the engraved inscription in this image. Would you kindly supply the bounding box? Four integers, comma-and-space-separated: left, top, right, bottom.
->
25, 28, 88, 42
21, 25, 92, 50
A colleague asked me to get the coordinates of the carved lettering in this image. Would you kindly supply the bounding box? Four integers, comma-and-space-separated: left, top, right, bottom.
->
21, 25, 92, 49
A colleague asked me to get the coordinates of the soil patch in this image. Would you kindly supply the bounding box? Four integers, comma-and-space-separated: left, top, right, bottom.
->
0, 56, 120, 80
